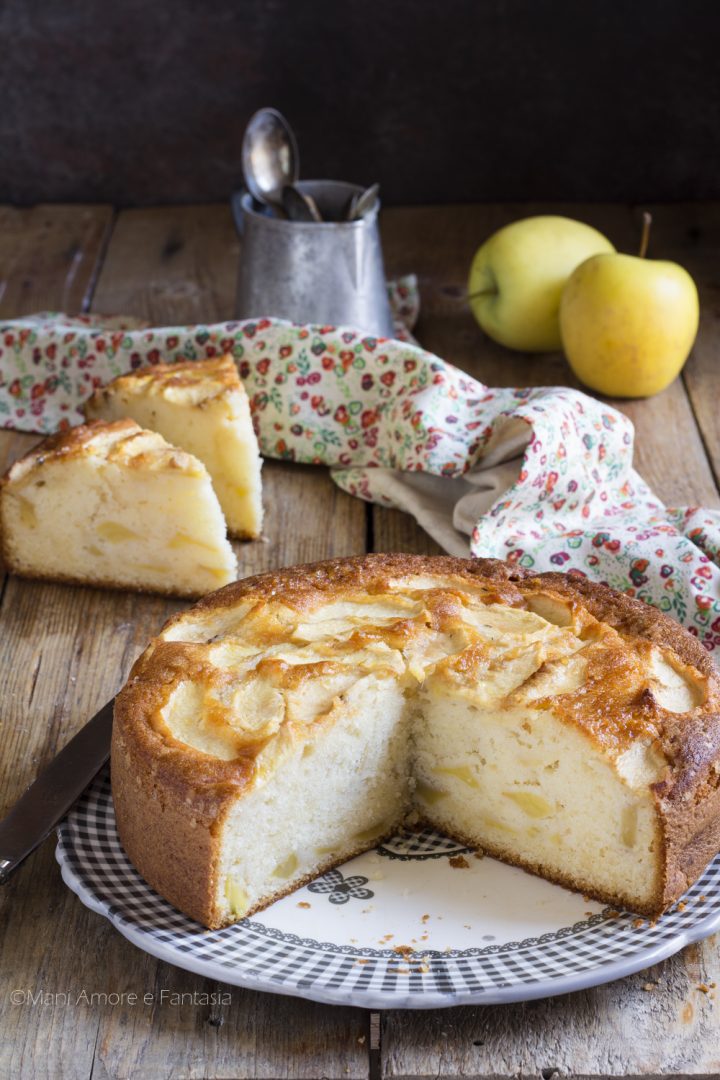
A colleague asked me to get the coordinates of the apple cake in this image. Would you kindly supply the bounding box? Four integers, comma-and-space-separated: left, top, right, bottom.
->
85, 355, 263, 539
112, 554, 720, 928
0, 419, 238, 598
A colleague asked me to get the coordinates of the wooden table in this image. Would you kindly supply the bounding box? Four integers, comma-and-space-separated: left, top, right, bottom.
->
1, 202, 719, 1079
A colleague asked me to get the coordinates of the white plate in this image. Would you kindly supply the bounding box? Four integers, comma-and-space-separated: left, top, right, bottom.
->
56, 768, 720, 1009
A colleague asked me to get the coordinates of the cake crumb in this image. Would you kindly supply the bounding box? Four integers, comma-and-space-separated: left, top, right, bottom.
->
378, 933, 394, 944
642, 982, 657, 992
700, 894, 707, 902
356, 959, 369, 966
676, 901, 687, 912
474, 850, 485, 860
632, 918, 645, 929
697, 983, 711, 994
393, 944, 415, 960
421, 914, 430, 924
605, 909, 621, 919
358, 1035, 366, 1044
449, 855, 470, 870
297, 901, 311, 909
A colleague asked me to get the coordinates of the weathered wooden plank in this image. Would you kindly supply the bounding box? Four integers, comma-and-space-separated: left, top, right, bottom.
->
372, 504, 444, 557
382, 945, 720, 1079
647, 203, 720, 493
90, 204, 237, 324
90, 977, 371, 1080
0, 203, 114, 316
241, 460, 367, 577
0, 430, 39, 476
376, 204, 720, 1078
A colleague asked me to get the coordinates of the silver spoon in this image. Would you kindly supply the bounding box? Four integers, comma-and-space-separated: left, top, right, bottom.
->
347, 183, 380, 221
282, 184, 323, 223
242, 108, 299, 215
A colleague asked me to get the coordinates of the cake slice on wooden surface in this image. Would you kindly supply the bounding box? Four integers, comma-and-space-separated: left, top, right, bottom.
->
0, 419, 238, 598
85, 355, 263, 540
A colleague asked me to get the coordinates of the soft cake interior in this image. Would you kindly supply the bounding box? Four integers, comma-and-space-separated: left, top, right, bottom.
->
413, 692, 662, 906
220, 674, 411, 917
154, 575, 705, 923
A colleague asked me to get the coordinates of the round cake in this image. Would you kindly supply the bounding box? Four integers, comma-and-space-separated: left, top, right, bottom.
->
112, 554, 720, 929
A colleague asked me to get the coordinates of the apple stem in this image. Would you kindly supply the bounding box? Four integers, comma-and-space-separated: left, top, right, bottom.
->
639, 211, 652, 259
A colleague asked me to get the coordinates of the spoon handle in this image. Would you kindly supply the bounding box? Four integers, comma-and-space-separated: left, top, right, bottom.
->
349, 183, 380, 221
282, 185, 323, 223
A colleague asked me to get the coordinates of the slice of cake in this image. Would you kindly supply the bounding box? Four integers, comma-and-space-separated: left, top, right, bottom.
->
0, 419, 238, 598
85, 356, 263, 539
112, 554, 720, 929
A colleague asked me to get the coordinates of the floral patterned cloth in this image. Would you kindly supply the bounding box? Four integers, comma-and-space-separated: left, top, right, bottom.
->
1, 281, 719, 652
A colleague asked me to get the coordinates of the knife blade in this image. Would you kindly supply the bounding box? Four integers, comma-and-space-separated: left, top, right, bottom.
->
0, 697, 114, 884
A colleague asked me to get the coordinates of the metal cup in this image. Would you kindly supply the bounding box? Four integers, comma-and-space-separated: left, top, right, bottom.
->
232, 180, 395, 338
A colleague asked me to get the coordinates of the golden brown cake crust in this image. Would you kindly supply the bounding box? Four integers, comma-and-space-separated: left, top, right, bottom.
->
85, 355, 243, 416
112, 554, 720, 926
0, 419, 197, 483
18, 416, 139, 455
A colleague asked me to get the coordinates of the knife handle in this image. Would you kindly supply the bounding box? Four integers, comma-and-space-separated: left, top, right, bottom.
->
0, 698, 114, 883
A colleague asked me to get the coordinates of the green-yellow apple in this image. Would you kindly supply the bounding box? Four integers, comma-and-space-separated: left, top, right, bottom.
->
559, 219, 699, 398
467, 216, 615, 352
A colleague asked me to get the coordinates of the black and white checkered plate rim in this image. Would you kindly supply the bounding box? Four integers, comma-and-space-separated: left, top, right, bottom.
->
56, 768, 720, 1009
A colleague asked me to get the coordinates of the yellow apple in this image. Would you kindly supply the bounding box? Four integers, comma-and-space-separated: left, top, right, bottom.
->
467, 216, 615, 351
559, 247, 699, 398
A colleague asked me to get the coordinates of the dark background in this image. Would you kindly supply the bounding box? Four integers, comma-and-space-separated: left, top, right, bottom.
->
2, 0, 719, 207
